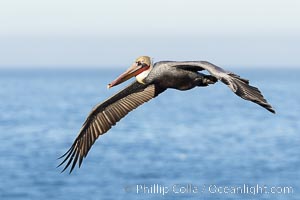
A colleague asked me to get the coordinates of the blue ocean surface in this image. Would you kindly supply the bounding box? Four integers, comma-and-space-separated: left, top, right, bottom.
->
0, 68, 299, 200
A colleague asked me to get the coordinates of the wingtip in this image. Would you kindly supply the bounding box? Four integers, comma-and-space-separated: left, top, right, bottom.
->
264, 104, 276, 114
57, 163, 67, 173
270, 108, 276, 114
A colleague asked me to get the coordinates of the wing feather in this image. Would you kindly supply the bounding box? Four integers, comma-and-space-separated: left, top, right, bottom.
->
58, 81, 165, 173
163, 61, 275, 113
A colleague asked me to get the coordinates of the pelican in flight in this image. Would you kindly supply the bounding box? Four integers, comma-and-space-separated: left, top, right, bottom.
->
58, 56, 275, 173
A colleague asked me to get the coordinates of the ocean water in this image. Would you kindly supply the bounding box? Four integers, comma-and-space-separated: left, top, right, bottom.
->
0, 68, 299, 200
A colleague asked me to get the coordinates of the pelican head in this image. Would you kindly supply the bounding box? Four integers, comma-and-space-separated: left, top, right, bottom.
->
108, 56, 152, 88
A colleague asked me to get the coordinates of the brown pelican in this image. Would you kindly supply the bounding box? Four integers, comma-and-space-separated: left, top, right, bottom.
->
58, 56, 275, 173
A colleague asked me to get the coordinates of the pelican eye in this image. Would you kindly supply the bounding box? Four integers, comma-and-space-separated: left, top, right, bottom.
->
136, 61, 142, 66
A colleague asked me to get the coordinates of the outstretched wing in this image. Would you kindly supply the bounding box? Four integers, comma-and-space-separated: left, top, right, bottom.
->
162, 61, 275, 113
58, 81, 165, 173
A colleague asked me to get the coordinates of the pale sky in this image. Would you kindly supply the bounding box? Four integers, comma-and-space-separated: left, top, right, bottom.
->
0, 0, 299, 68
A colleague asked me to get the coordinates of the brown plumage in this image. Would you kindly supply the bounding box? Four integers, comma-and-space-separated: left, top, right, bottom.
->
58, 81, 165, 173
58, 56, 275, 173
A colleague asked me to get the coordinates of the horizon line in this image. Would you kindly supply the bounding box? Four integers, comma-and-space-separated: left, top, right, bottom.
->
0, 65, 299, 70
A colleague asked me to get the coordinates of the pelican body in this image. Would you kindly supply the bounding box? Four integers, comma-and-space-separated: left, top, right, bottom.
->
58, 56, 275, 173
